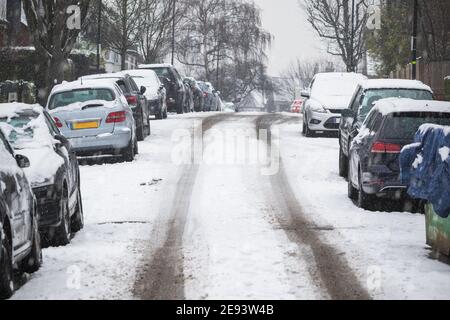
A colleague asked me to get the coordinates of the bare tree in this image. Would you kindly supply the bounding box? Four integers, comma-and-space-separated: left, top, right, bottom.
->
177, 0, 271, 101
301, 0, 369, 71
22, 0, 91, 99
139, 0, 178, 64
419, 0, 450, 61
102, 0, 143, 70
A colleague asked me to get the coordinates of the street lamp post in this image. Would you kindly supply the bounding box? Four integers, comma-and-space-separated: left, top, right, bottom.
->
97, 0, 102, 72
171, 0, 176, 65
350, 0, 355, 72
411, 0, 418, 80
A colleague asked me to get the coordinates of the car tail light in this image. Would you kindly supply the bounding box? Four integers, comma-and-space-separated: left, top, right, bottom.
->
126, 95, 138, 106
371, 141, 402, 154
53, 117, 63, 128
106, 111, 126, 123
204, 93, 208, 98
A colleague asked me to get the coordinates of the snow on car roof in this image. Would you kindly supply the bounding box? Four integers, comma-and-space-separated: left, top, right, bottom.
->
50, 80, 119, 95
314, 72, 367, 81
138, 63, 173, 69
0, 102, 43, 120
360, 79, 432, 92
373, 98, 450, 115
118, 69, 157, 78
79, 73, 124, 80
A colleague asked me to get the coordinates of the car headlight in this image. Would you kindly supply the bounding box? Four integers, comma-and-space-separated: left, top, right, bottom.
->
310, 103, 327, 113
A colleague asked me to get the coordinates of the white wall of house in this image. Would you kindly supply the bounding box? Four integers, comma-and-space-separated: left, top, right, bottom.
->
104, 49, 138, 73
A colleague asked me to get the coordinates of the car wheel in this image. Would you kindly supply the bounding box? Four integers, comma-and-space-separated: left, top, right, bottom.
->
347, 163, 358, 200
177, 101, 184, 114
122, 138, 136, 162
304, 117, 314, 137
136, 113, 145, 141
302, 117, 306, 135
357, 168, 374, 210
339, 147, 349, 178
0, 222, 14, 299
22, 213, 42, 274
52, 192, 71, 246
155, 103, 163, 120
71, 188, 84, 233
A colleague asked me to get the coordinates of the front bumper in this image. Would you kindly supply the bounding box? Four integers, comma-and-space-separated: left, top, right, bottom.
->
68, 128, 132, 156
33, 185, 61, 228
307, 110, 342, 131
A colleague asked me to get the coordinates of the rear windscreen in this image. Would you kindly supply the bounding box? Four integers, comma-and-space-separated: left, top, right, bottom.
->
381, 112, 450, 140
49, 89, 115, 110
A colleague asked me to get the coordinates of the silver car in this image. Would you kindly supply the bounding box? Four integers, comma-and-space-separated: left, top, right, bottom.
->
46, 81, 137, 161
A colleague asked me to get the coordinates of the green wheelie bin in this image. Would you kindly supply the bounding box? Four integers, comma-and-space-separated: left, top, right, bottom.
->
425, 202, 450, 256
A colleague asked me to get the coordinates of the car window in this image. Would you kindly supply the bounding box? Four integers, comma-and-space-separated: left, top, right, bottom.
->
0, 129, 14, 156
381, 112, 450, 140
49, 88, 115, 110
350, 87, 363, 113
43, 111, 60, 135
116, 80, 129, 94
358, 89, 433, 122
129, 78, 139, 92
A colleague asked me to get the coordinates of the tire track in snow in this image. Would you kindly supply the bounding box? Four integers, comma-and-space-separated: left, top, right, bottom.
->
133, 114, 233, 300
256, 114, 371, 300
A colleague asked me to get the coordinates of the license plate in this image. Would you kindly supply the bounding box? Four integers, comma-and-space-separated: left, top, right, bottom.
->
72, 121, 99, 130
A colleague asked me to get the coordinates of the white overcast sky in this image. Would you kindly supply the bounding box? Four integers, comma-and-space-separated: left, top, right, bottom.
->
254, 0, 328, 76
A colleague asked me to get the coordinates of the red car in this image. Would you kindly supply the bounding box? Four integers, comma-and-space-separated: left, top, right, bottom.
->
290, 99, 303, 113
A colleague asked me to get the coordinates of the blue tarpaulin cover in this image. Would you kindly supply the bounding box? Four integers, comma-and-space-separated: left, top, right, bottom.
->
400, 124, 450, 218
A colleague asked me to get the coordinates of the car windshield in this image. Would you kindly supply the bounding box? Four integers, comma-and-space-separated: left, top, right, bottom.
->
0, 111, 40, 147
311, 77, 361, 97
49, 88, 115, 110
381, 112, 450, 140
359, 89, 433, 121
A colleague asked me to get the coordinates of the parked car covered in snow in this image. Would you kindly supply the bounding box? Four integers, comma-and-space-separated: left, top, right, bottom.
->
348, 98, 450, 210
301, 72, 367, 137
0, 127, 41, 299
119, 69, 167, 120
184, 77, 204, 112
339, 79, 433, 177
46, 81, 138, 162
79, 73, 150, 141
138, 64, 187, 114
198, 81, 220, 111
0, 103, 83, 246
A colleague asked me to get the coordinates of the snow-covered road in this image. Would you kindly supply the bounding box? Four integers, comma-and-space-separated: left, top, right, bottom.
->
11, 112, 450, 300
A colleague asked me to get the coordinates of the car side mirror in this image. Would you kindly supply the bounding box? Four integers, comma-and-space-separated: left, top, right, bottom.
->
140, 86, 147, 95
15, 154, 30, 168
341, 109, 354, 118
54, 134, 70, 149
301, 90, 310, 98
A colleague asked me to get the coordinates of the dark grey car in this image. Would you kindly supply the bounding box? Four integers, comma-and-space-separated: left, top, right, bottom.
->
348, 99, 450, 210
0, 128, 41, 299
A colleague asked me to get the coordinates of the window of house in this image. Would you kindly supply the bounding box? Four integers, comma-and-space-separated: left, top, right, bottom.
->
0, 0, 7, 23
